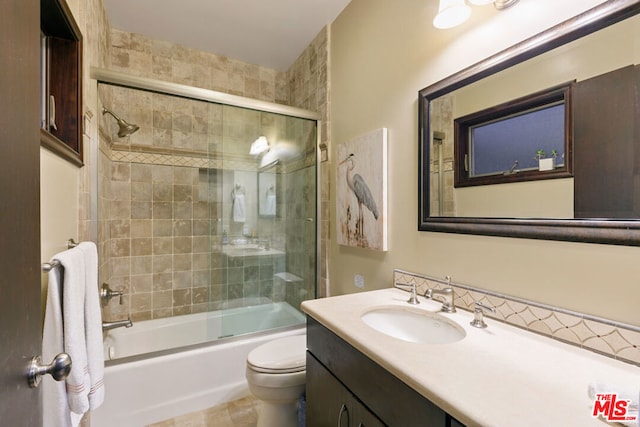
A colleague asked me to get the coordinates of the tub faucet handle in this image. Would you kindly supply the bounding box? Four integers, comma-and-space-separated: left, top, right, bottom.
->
101, 283, 124, 305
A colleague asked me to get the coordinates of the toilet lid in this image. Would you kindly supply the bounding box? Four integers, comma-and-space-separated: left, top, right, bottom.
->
247, 335, 306, 373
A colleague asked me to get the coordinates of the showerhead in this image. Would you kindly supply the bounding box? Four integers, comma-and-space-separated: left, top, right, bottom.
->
102, 107, 140, 138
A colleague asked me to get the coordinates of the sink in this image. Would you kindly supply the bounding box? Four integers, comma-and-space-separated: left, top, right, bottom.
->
361, 307, 466, 344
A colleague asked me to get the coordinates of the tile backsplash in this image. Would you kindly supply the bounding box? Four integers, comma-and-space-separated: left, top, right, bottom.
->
394, 269, 640, 366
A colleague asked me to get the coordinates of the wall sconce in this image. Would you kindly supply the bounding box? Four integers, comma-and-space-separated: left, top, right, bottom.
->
250, 136, 270, 155
433, 0, 519, 29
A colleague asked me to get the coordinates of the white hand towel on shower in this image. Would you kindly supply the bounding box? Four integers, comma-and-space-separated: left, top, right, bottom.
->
43, 246, 90, 427
43, 252, 73, 427
43, 243, 105, 427
78, 241, 105, 410
265, 194, 276, 215
233, 193, 247, 223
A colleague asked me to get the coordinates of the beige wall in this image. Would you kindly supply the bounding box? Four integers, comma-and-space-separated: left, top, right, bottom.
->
329, 0, 640, 326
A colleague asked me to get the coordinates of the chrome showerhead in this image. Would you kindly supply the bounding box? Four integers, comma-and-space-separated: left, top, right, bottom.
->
102, 107, 140, 138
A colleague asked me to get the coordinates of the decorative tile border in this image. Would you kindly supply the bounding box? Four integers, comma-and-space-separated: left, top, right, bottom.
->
393, 269, 640, 366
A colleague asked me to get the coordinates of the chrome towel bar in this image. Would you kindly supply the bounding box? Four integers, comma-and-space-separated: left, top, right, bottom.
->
41, 238, 79, 272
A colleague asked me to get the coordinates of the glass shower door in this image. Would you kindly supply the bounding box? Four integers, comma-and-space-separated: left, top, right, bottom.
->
217, 105, 317, 339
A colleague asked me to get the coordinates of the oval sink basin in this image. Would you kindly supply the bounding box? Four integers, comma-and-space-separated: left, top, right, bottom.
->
361, 308, 465, 344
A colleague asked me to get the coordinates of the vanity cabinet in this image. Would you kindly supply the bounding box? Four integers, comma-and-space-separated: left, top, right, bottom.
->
307, 354, 384, 426
306, 316, 465, 427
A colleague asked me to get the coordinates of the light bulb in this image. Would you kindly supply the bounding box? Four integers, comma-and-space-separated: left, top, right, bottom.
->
433, 0, 472, 29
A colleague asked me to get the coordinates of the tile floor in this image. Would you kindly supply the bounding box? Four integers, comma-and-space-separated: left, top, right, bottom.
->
147, 396, 259, 427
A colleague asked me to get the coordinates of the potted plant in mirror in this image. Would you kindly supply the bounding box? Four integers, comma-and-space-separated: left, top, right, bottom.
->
535, 149, 556, 171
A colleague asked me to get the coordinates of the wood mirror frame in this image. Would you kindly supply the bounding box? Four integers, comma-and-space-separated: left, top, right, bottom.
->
418, 0, 640, 246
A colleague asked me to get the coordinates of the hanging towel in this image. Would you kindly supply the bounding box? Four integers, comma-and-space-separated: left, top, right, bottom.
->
78, 242, 105, 410
265, 194, 276, 216
233, 193, 247, 223
42, 243, 104, 427
42, 252, 73, 427
43, 246, 89, 427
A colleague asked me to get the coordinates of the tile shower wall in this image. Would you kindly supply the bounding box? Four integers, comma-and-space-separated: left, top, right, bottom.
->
287, 29, 330, 298
100, 27, 329, 320
99, 86, 317, 321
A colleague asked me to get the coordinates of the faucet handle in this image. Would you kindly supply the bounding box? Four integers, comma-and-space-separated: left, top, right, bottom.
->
100, 283, 124, 305
470, 301, 495, 328
395, 283, 420, 305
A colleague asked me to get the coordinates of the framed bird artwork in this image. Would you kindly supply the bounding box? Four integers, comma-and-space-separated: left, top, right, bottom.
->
336, 128, 388, 251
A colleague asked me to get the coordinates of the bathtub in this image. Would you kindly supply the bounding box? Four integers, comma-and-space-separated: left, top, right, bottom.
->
91, 302, 306, 427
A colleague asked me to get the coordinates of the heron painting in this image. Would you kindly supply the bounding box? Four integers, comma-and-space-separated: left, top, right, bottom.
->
337, 128, 388, 251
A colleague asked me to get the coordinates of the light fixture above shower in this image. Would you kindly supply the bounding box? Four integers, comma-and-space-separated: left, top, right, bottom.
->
102, 107, 140, 138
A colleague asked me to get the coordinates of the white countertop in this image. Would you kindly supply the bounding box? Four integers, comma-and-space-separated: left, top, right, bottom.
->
301, 288, 640, 427
222, 244, 284, 257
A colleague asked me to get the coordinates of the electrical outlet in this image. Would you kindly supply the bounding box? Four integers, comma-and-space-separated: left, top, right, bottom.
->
354, 274, 365, 289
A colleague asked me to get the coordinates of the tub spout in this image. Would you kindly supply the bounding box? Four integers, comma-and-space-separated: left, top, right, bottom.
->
102, 318, 133, 331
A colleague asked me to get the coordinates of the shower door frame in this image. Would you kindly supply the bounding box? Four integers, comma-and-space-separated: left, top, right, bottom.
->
91, 66, 322, 309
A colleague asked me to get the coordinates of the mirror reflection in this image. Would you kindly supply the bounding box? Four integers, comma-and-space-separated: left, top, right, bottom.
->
427, 12, 640, 219
259, 170, 277, 217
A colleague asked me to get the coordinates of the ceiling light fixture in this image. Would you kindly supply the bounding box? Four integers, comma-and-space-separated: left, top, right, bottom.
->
433, 0, 519, 29
433, 0, 472, 29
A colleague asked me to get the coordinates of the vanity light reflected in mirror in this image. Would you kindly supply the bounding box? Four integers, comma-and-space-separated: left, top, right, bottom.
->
250, 136, 270, 155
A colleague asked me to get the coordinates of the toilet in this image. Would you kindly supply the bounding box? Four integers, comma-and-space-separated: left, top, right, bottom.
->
245, 335, 307, 427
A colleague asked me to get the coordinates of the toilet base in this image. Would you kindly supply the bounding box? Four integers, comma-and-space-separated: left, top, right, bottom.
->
256, 400, 299, 427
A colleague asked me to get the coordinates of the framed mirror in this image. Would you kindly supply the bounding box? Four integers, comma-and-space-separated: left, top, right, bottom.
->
418, 0, 640, 246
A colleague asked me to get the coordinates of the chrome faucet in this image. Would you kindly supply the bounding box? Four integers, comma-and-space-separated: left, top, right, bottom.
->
424, 287, 456, 313
100, 283, 124, 305
470, 302, 495, 328
102, 318, 133, 331
395, 283, 420, 305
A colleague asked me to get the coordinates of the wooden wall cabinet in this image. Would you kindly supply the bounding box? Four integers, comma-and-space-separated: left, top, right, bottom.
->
40, 0, 83, 166
306, 317, 465, 427
573, 65, 640, 218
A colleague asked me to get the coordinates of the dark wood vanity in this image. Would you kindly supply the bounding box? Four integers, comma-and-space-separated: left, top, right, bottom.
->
306, 316, 465, 427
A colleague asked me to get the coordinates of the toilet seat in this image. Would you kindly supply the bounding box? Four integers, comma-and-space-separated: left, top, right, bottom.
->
247, 335, 306, 374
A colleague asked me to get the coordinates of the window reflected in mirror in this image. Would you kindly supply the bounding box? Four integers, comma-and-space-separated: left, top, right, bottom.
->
454, 82, 572, 188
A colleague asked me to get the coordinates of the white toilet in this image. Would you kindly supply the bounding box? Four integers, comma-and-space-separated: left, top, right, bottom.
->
245, 335, 306, 427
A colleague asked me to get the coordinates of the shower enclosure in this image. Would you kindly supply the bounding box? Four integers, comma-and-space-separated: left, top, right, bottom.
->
94, 70, 317, 359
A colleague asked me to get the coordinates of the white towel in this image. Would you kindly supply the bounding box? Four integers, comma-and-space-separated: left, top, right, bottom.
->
265, 194, 276, 215
43, 255, 73, 427
43, 247, 89, 427
233, 193, 246, 223
42, 243, 105, 427
78, 242, 105, 409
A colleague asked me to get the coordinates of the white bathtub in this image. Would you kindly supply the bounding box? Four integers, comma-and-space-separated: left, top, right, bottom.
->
91, 302, 306, 427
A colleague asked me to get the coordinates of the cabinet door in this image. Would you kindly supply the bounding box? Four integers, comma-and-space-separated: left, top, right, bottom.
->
307, 352, 353, 426
307, 352, 385, 427
353, 401, 386, 427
